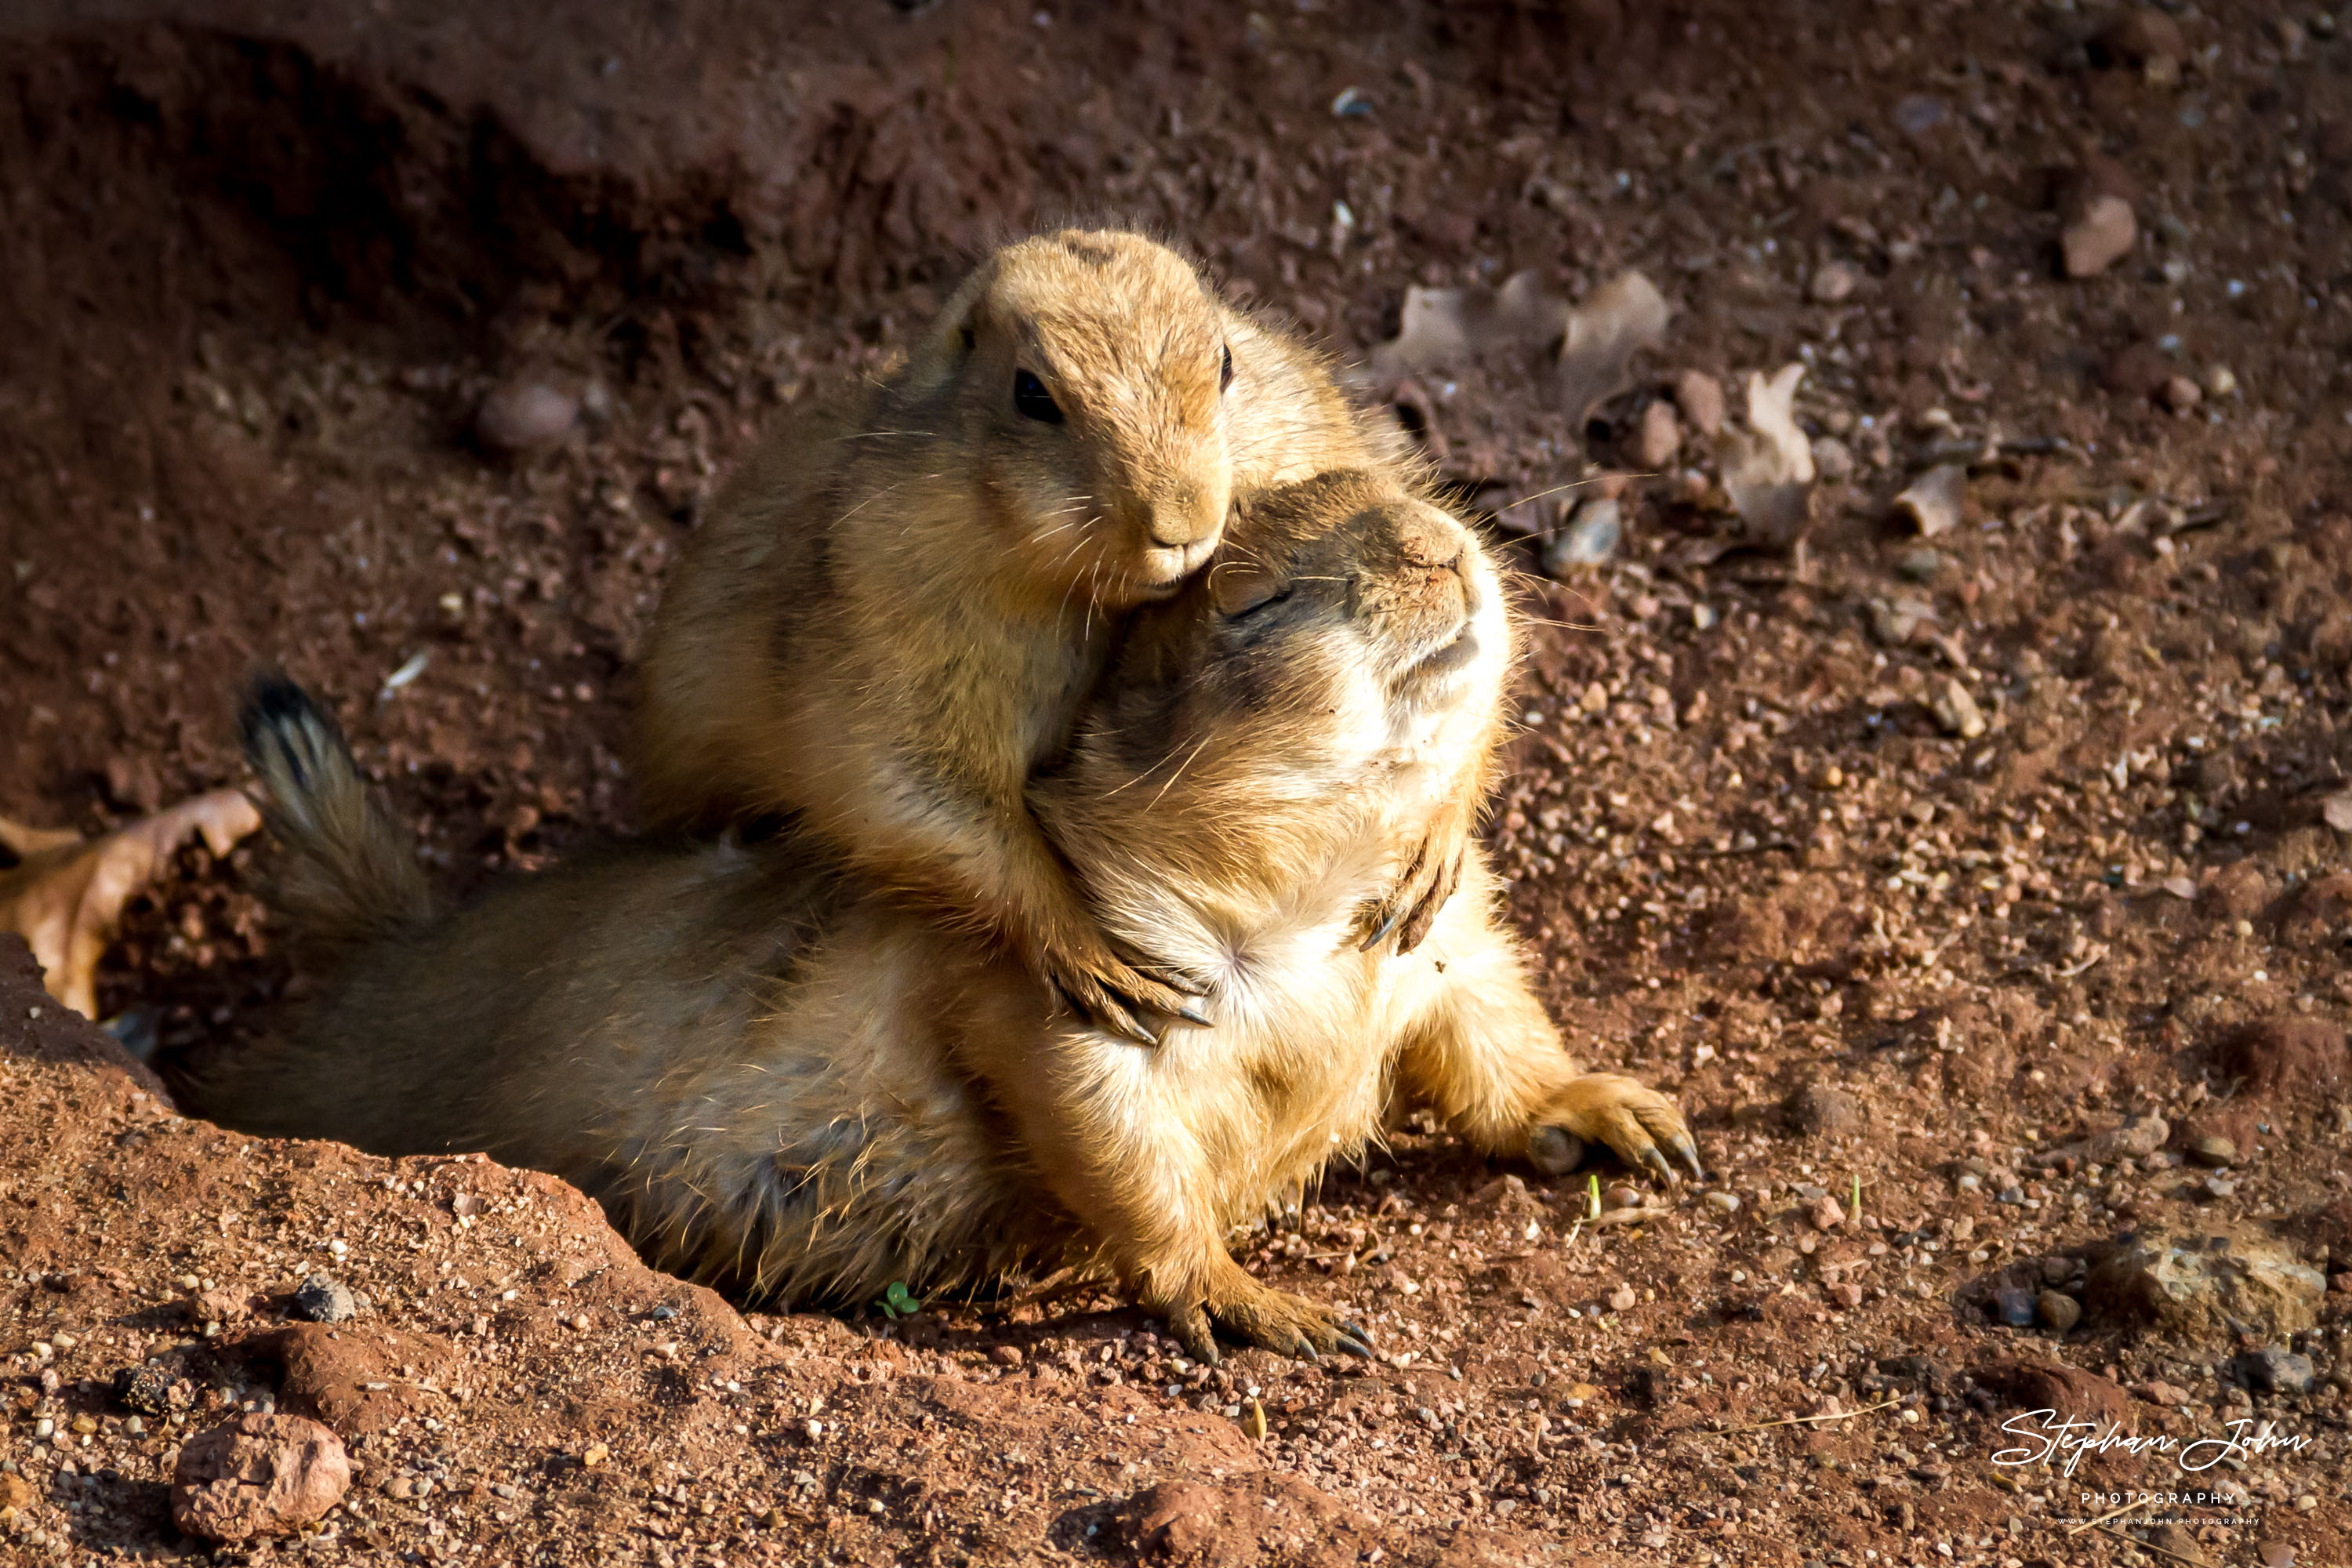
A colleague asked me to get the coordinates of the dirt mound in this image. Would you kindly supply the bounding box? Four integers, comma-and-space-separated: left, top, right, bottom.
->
9, 934, 1544, 1561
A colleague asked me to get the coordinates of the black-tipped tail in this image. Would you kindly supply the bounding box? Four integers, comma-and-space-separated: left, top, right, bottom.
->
238, 673, 434, 947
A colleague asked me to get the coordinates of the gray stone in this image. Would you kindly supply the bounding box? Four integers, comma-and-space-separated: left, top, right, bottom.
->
2234, 1348, 2316, 1396
1994, 1287, 2038, 1327
291, 1274, 357, 1325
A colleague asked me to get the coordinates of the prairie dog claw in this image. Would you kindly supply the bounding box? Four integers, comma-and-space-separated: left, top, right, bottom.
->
1155, 1278, 1367, 1365
1536, 1074, 1702, 1184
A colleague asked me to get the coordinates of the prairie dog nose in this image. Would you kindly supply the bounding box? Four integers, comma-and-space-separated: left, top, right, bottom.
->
1142, 484, 1227, 550
1396, 506, 1468, 572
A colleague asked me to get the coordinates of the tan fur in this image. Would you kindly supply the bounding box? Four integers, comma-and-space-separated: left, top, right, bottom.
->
187, 472, 1698, 1358
631, 230, 1433, 1039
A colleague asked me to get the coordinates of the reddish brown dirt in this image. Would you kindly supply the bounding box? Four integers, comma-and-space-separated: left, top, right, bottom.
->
3, 2, 2352, 1565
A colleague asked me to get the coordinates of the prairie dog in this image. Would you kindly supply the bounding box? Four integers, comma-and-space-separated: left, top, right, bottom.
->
632, 230, 1450, 1042
191, 472, 1698, 1360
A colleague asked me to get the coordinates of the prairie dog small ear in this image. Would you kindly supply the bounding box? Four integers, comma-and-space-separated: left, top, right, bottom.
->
906, 257, 1002, 392
1208, 555, 1280, 618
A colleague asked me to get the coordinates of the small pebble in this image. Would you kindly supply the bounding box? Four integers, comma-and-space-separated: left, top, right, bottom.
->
1896, 546, 1944, 583
2160, 374, 2202, 415
1671, 370, 1725, 437
1602, 1184, 1643, 1212
1807, 260, 1861, 304
2037, 1291, 2082, 1332
2188, 1134, 2237, 1168
1808, 1197, 1846, 1231
1542, 497, 1621, 576
1809, 436, 1855, 482
2201, 1176, 2237, 1200
1929, 678, 1987, 740
1994, 1287, 2037, 1327
1703, 1191, 1741, 1216
2061, 194, 2136, 278
474, 380, 579, 454
1606, 1286, 1638, 1312
1628, 400, 1681, 470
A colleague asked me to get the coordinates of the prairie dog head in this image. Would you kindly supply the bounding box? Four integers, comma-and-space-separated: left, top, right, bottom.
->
1060, 471, 1509, 829
906, 230, 1236, 608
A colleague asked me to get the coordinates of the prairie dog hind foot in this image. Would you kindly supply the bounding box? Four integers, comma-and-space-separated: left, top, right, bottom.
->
1151, 1255, 1374, 1366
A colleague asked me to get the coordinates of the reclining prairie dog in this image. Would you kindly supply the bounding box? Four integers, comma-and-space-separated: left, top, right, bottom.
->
633, 230, 1465, 1041
191, 470, 1698, 1361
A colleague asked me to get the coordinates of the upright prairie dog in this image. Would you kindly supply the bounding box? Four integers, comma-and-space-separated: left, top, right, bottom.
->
191, 470, 1698, 1360
634, 230, 1463, 1040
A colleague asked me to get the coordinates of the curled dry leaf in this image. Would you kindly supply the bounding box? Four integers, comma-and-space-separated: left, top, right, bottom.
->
1715, 362, 1815, 546
1893, 463, 1968, 537
1556, 271, 1671, 424
0, 790, 263, 1018
1367, 268, 1669, 422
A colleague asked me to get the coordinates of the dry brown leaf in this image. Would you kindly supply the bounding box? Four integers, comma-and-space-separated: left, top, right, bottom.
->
1367, 268, 1669, 421
0, 791, 262, 1018
1715, 362, 1815, 546
1370, 269, 1563, 373
1555, 271, 1671, 424
1893, 463, 1967, 537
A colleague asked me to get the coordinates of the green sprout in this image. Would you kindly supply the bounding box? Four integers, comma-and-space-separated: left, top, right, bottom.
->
876, 1280, 924, 1319
1586, 1172, 1603, 1221
1851, 1171, 1862, 1225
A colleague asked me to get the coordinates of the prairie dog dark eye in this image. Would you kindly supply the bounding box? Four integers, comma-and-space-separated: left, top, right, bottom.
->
1014, 368, 1063, 424
1219, 343, 1235, 394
